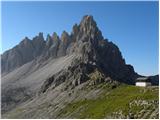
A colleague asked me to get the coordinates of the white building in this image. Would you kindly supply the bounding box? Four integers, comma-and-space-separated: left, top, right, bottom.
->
135, 77, 151, 87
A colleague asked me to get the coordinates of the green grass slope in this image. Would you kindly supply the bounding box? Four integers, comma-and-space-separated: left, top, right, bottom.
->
58, 85, 159, 119
2, 83, 159, 119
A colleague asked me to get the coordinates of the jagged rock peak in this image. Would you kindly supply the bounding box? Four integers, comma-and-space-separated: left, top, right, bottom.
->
24, 36, 29, 40
78, 15, 104, 42
72, 23, 79, 34
79, 15, 97, 31
20, 37, 31, 45
61, 30, 69, 37
80, 15, 96, 26
38, 32, 43, 38
46, 34, 53, 47
52, 32, 59, 41
46, 34, 51, 40
32, 32, 44, 42
71, 24, 79, 42
61, 31, 70, 42
71, 15, 97, 35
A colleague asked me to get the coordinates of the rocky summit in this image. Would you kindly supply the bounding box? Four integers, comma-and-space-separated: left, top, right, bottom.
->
1, 15, 159, 119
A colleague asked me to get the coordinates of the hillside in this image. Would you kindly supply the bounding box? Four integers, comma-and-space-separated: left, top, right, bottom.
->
59, 85, 158, 119
2, 83, 158, 119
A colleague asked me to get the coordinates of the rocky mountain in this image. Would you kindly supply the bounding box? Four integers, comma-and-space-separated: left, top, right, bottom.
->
1, 15, 137, 82
149, 75, 159, 85
1, 15, 159, 119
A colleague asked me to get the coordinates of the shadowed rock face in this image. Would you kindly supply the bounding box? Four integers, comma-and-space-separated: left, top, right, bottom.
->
1, 33, 46, 74
57, 31, 71, 57
149, 75, 159, 85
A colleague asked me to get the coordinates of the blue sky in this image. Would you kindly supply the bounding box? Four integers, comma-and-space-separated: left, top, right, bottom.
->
1, 1, 158, 76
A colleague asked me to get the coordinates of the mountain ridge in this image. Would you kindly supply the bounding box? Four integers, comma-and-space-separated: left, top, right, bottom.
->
1, 15, 137, 82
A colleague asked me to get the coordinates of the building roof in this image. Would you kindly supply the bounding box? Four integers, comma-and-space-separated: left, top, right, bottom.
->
136, 77, 151, 82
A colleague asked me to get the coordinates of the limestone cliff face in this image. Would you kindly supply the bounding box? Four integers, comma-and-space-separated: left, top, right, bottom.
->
1, 15, 137, 84
66, 15, 137, 84
38, 15, 138, 94
1, 33, 46, 74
